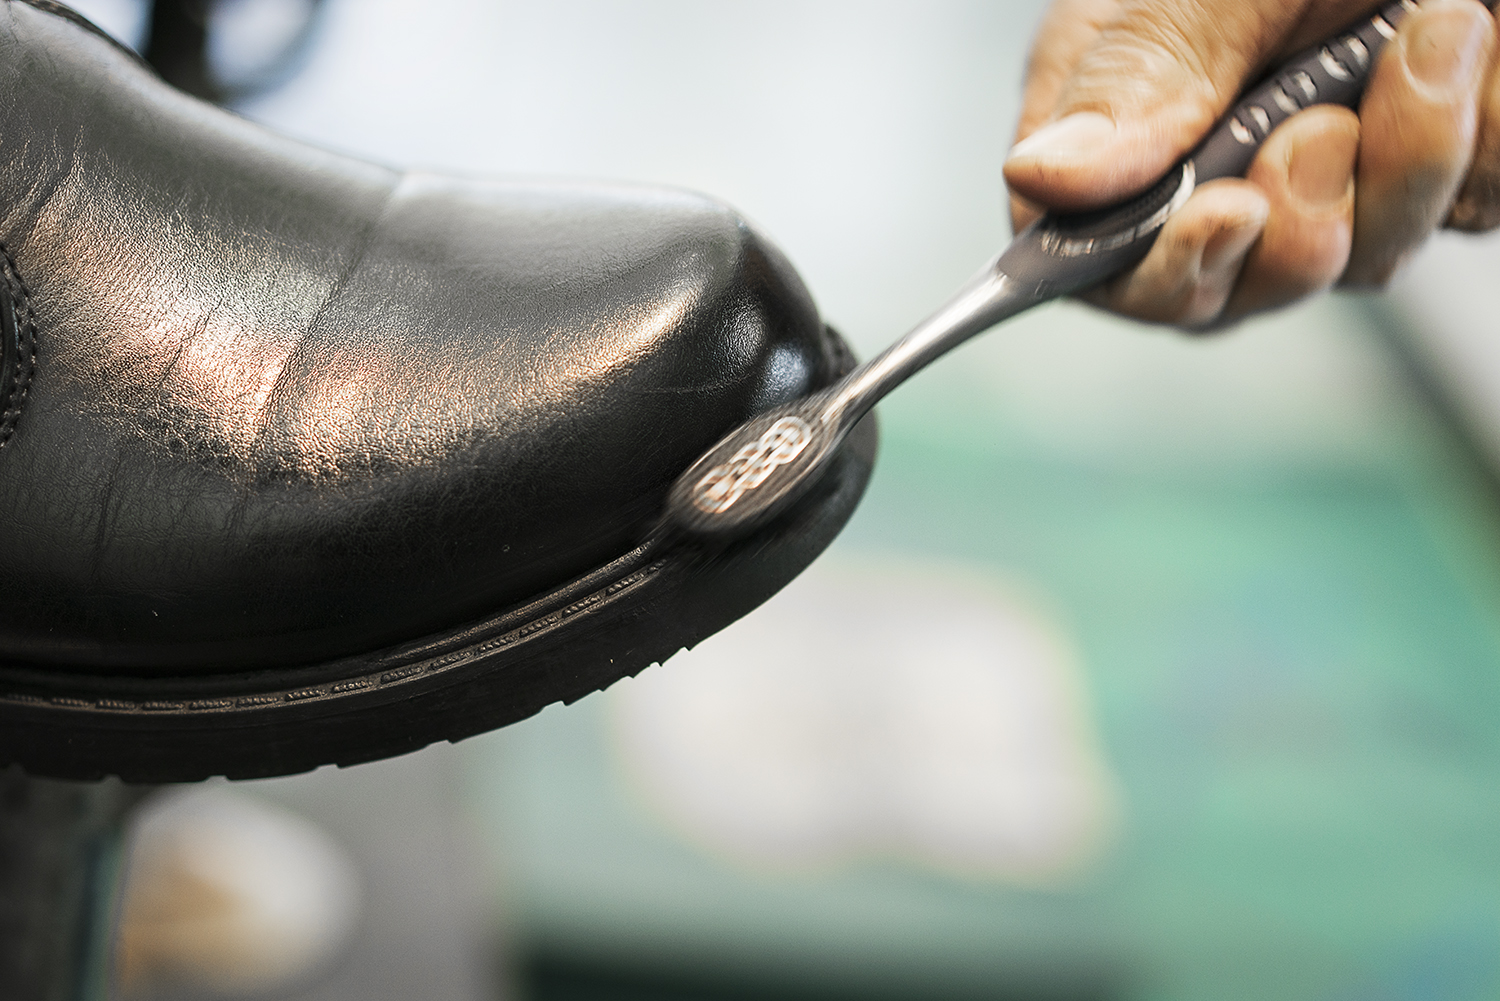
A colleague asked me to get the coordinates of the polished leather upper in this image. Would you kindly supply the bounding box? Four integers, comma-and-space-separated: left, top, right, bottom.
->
0, 0, 836, 672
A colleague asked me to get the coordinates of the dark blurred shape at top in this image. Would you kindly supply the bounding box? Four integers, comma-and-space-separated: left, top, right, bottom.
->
144, 0, 325, 103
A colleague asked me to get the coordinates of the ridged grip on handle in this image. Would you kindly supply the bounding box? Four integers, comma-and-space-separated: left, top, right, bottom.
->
998, 0, 1415, 294
1194, 0, 1413, 179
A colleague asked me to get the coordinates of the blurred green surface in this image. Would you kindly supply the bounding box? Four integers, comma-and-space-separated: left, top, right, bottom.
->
466, 294, 1500, 1001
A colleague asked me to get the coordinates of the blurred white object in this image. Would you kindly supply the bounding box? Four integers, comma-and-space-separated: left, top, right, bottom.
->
115, 785, 362, 998
209, 0, 322, 89
610, 556, 1120, 884
1389, 231, 1500, 470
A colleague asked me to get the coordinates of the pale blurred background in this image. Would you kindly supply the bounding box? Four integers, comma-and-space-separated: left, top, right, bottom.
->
67, 1, 1500, 999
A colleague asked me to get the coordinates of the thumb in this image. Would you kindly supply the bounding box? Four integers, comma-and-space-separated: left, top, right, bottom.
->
1004, 0, 1331, 210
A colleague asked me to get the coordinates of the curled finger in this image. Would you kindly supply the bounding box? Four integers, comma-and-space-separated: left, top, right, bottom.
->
1088, 180, 1269, 326
1222, 105, 1360, 318
1348, 0, 1494, 280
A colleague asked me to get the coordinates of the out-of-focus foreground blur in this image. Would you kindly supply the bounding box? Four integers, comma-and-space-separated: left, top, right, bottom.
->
76, 1, 1500, 999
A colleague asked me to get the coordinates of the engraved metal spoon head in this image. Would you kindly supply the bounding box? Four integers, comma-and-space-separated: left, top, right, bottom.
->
664, 393, 844, 540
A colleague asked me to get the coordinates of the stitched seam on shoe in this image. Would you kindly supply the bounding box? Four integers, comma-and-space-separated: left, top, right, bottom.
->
10, 0, 153, 70
0, 242, 38, 447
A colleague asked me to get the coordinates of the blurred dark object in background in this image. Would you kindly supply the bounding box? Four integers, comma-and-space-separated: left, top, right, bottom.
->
0, 768, 147, 1001
143, 0, 325, 102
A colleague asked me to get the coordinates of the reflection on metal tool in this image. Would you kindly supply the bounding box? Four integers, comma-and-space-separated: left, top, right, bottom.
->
662, 0, 1420, 543
692, 417, 813, 514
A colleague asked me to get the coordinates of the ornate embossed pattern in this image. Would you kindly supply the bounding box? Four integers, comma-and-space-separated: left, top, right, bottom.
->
691, 417, 812, 514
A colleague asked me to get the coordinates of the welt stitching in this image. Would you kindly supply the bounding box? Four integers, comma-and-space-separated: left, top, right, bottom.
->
0, 241, 36, 446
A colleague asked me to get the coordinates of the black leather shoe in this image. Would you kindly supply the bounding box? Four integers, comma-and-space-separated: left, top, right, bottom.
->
0, 1, 876, 782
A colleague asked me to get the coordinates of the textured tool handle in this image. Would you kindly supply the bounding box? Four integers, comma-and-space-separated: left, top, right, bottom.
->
998, 0, 1416, 293
1197, 0, 1413, 175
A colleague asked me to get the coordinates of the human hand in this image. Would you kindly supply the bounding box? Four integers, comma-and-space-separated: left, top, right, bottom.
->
1003, 0, 1499, 328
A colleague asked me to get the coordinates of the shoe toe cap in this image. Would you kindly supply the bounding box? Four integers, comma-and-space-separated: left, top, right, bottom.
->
0, 174, 836, 672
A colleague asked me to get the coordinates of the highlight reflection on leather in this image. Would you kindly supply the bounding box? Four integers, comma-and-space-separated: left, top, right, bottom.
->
0, 1, 837, 672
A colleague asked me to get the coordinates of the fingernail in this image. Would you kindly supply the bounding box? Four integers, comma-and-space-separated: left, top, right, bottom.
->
1405, 1, 1490, 94
1289, 134, 1354, 208
1006, 112, 1117, 166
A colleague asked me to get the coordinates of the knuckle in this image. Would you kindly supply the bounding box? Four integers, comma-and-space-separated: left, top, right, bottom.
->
1075, 26, 1217, 120
1101, 0, 1284, 98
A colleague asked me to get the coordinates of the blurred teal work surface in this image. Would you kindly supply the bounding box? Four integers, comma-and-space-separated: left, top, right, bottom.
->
463, 296, 1500, 1001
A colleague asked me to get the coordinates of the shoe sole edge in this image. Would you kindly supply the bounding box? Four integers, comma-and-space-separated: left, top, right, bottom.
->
0, 413, 877, 782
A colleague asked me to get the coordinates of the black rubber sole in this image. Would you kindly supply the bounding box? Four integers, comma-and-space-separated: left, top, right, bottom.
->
0, 413, 876, 783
